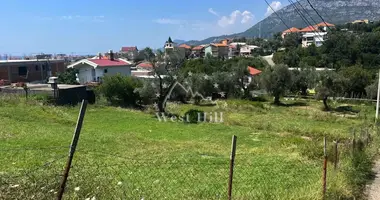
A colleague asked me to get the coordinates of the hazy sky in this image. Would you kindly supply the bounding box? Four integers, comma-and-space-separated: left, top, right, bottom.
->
0, 0, 289, 55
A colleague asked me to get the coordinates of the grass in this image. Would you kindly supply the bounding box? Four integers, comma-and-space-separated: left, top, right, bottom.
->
0, 95, 378, 199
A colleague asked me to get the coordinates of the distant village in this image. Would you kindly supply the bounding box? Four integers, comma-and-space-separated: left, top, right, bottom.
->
0, 19, 372, 88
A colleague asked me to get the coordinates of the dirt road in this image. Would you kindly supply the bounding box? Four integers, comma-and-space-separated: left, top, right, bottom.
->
367, 160, 380, 200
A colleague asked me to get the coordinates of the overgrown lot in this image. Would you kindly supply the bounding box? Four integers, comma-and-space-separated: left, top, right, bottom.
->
0, 96, 378, 199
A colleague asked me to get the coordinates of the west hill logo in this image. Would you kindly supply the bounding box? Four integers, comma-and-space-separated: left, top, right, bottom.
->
154, 73, 225, 123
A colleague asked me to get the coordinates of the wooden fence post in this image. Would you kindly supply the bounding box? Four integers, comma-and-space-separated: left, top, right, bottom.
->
352, 129, 356, 154
322, 136, 327, 199
228, 135, 237, 200
57, 100, 88, 200
334, 140, 338, 170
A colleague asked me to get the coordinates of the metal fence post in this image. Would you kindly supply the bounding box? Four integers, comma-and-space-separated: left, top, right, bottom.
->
228, 135, 237, 200
322, 136, 327, 199
57, 100, 88, 200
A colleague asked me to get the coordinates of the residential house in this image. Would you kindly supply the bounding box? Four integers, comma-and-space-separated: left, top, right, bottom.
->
282, 27, 301, 38
352, 19, 370, 24
240, 45, 260, 57
0, 58, 65, 83
281, 22, 335, 48
178, 44, 192, 58
228, 45, 238, 59
131, 62, 155, 79
314, 22, 335, 31
205, 41, 228, 58
302, 32, 328, 47
247, 66, 262, 83
191, 45, 206, 58
67, 50, 133, 84
120, 46, 138, 61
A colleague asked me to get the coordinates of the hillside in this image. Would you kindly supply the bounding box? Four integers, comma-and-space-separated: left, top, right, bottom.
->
183, 0, 380, 46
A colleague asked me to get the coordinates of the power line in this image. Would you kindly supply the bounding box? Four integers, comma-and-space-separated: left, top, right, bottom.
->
288, 0, 315, 30
294, 0, 320, 28
306, 0, 332, 31
290, 0, 325, 39
264, 0, 292, 32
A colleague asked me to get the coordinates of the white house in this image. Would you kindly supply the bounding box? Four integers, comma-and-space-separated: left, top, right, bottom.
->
240, 45, 260, 56
302, 32, 328, 48
67, 51, 133, 84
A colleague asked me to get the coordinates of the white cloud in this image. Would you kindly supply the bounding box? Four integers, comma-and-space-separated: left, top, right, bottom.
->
265, 1, 282, 17
59, 15, 105, 22
153, 18, 184, 25
208, 8, 220, 17
217, 10, 254, 28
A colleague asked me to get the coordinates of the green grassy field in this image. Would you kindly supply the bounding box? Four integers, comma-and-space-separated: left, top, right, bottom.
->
0, 96, 378, 199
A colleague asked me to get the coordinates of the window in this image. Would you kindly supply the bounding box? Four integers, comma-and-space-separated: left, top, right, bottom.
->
35, 65, 39, 71
18, 66, 28, 76
104, 69, 108, 73
42, 64, 46, 71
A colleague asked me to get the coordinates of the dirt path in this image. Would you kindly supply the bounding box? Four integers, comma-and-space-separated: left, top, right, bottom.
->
367, 160, 380, 200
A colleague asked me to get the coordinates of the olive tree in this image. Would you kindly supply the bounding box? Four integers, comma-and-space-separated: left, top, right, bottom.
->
261, 64, 293, 104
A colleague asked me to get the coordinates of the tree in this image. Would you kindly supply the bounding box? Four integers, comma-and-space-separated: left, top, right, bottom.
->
137, 47, 185, 113
339, 66, 372, 98
57, 68, 79, 85
315, 70, 345, 110
261, 64, 293, 104
283, 33, 302, 50
291, 63, 317, 95
98, 74, 142, 106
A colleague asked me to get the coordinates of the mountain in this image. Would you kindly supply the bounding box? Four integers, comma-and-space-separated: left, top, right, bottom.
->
173, 39, 186, 44
183, 0, 380, 46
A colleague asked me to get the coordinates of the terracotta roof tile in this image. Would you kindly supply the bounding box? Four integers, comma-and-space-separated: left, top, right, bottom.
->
178, 44, 192, 49
315, 22, 335, 27
89, 59, 130, 67
137, 62, 153, 69
299, 25, 319, 32
121, 46, 137, 52
283, 27, 300, 33
248, 66, 262, 76
192, 46, 204, 51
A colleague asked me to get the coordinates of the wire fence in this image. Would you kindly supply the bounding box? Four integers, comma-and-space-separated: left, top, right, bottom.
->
1, 125, 377, 200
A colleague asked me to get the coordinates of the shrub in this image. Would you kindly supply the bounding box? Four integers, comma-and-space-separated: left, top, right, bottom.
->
98, 74, 142, 107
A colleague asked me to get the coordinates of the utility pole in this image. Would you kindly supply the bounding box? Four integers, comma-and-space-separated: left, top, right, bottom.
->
376, 69, 380, 123
259, 23, 262, 38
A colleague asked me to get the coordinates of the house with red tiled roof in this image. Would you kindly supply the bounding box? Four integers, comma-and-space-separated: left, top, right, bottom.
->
120, 46, 138, 61
281, 27, 300, 38
247, 66, 262, 84
205, 43, 228, 58
248, 66, 262, 76
191, 45, 206, 58
67, 50, 133, 84
178, 44, 192, 58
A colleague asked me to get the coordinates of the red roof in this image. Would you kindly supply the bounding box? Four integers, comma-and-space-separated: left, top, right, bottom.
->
299, 25, 319, 32
137, 62, 153, 69
89, 59, 130, 67
178, 44, 192, 49
283, 27, 300, 33
315, 22, 335, 27
248, 66, 262, 76
192, 46, 204, 51
121, 46, 137, 52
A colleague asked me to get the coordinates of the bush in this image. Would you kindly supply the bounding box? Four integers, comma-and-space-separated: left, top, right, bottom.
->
98, 74, 142, 107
